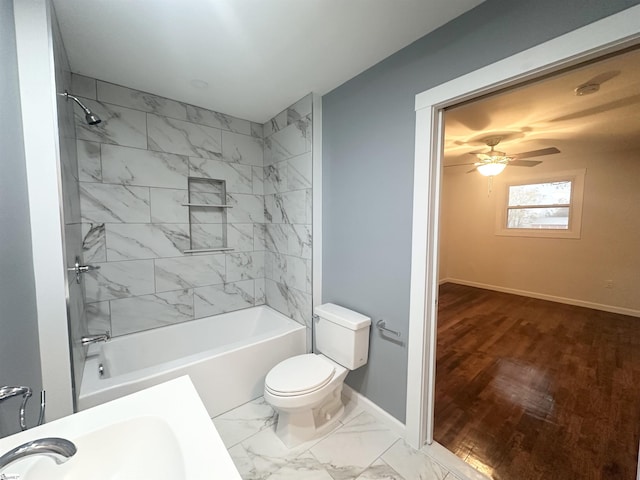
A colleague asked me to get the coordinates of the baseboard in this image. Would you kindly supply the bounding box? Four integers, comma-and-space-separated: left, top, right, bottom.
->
442, 278, 640, 318
422, 442, 491, 480
341, 384, 406, 439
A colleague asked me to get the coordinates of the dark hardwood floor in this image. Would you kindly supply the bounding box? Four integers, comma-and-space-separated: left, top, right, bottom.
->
434, 283, 640, 480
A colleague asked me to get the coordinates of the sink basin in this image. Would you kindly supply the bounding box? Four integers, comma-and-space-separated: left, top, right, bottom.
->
0, 376, 241, 479
20, 417, 184, 479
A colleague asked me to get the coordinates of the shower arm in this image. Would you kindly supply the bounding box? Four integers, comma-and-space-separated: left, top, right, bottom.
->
59, 91, 91, 115
58, 90, 102, 125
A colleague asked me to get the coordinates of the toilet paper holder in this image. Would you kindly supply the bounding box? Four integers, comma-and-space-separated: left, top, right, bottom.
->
376, 319, 401, 337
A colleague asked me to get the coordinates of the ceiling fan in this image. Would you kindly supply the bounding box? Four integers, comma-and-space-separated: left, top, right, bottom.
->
447, 137, 560, 176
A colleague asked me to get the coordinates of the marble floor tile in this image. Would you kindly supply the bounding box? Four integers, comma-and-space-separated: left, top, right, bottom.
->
355, 459, 405, 480
213, 398, 278, 449
309, 412, 400, 480
381, 439, 448, 480
267, 452, 334, 480
217, 396, 456, 480
228, 425, 321, 480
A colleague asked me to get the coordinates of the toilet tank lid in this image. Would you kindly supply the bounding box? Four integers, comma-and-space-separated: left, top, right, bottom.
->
314, 303, 371, 330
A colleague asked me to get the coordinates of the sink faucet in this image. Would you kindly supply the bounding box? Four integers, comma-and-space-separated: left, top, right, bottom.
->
81, 331, 111, 346
0, 437, 76, 472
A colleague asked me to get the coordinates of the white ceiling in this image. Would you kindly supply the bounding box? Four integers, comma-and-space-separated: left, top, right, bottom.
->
52, 0, 484, 123
444, 48, 640, 169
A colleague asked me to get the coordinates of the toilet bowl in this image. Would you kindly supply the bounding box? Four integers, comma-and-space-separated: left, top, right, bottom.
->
264, 303, 371, 448
264, 353, 347, 447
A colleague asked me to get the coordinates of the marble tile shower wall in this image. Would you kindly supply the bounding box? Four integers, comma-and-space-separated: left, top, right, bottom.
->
262, 95, 313, 329
72, 74, 266, 337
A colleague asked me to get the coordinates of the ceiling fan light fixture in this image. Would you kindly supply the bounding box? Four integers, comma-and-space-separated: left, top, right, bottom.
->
477, 162, 507, 177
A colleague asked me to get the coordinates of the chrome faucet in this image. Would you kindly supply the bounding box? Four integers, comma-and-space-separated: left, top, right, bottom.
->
81, 331, 111, 346
0, 387, 45, 431
0, 437, 76, 472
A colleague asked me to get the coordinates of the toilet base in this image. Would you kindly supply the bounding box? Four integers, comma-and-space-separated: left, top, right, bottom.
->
274, 384, 345, 448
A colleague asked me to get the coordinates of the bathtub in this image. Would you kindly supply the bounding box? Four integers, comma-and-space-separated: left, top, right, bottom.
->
78, 305, 306, 417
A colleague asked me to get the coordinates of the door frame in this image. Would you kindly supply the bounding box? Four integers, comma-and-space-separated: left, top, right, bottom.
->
405, 4, 640, 452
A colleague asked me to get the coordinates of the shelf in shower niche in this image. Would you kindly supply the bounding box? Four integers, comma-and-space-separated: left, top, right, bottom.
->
181, 203, 233, 208
183, 247, 235, 254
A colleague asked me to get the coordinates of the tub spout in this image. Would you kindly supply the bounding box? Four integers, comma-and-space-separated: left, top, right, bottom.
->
81, 331, 111, 346
0, 437, 76, 472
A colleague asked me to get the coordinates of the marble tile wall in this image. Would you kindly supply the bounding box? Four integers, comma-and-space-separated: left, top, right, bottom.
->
263, 95, 313, 331
74, 74, 266, 337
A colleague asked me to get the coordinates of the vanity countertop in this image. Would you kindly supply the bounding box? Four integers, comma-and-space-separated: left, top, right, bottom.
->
0, 375, 241, 479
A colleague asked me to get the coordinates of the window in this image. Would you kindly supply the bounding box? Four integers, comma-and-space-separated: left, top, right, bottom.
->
496, 169, 585, 238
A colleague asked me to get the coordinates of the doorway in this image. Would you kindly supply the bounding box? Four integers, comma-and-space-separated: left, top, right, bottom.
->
405, 5, 640, 478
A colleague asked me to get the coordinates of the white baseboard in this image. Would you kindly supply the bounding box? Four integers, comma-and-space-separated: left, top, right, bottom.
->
442, 278, 640, 318
341, 384, 406, 439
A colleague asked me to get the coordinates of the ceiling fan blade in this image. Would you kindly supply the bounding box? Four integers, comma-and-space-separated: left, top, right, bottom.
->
444, 162, 476, 168
509, 160, 543, 167
466, 167, 478, 174
511, 147, 560, 159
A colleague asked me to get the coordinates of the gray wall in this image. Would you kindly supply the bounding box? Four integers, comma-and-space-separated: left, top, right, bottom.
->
322, 0, 639, 422
0, 1, 43, 437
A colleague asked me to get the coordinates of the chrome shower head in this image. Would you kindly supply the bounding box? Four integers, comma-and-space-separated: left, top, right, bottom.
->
85, 112, 102, 125
59, 91, 102, 125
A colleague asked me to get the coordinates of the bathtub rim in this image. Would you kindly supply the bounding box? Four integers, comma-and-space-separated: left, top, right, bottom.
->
80, 305, 306, 401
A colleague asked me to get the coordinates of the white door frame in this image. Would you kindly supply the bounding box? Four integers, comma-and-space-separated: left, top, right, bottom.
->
405, 5, 640, 450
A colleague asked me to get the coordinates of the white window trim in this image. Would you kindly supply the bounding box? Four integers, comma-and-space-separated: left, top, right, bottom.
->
495, 169, 586, 239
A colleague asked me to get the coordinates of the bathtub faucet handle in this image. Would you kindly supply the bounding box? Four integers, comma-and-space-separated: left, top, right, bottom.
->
81, 331, 111, 346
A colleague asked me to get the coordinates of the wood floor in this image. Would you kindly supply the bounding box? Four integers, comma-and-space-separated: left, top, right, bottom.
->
434, 283, 640, 480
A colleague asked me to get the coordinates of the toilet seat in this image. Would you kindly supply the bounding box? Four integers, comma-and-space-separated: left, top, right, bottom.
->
265, 354, 335, 397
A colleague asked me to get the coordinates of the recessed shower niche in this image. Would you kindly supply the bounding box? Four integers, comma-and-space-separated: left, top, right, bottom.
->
183, 177, 234, 253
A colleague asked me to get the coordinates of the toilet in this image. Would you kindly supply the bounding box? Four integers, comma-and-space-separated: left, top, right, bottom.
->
264, 303, 371, 447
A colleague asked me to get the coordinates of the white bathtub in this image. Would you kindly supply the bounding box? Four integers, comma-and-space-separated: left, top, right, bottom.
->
78, 306, 306, 416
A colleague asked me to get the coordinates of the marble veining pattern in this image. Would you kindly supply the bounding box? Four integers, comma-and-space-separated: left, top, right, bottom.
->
77, 140, 102, 182
154, 254, 226, 292
75, 79, 314, 339
82, 223, 106, 263
228, 224, 255, 252
75, 98, 147, 149
101, 144, 188, 189
110, 289, 194, 336
189, 156, 253, 194
227, 194, 265, 224
226, 252, 265, 282
185, 105, 252, 136
105, 223, 190, 261
222, 130, 264, 166
84, 260, 155, 303
97, 81, 189, 121
149, 188, 189, 223
268, 120, 309, 164
80, 183, 150, 224
147, 113, 222, 159
216, 396, 457, 480
194, 280, 255, 318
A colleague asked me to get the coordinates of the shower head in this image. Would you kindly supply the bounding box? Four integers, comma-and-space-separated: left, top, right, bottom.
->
59, 91, 102, 125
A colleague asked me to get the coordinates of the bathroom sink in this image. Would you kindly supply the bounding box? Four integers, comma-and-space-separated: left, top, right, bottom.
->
0, 376, 241, 479
17, 417, 184, 479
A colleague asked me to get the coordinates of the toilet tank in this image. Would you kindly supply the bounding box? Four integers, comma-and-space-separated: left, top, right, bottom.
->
314, 303, 371, 369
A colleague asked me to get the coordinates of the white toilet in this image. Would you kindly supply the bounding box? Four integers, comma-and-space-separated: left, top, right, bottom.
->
264, 303, 371, 447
